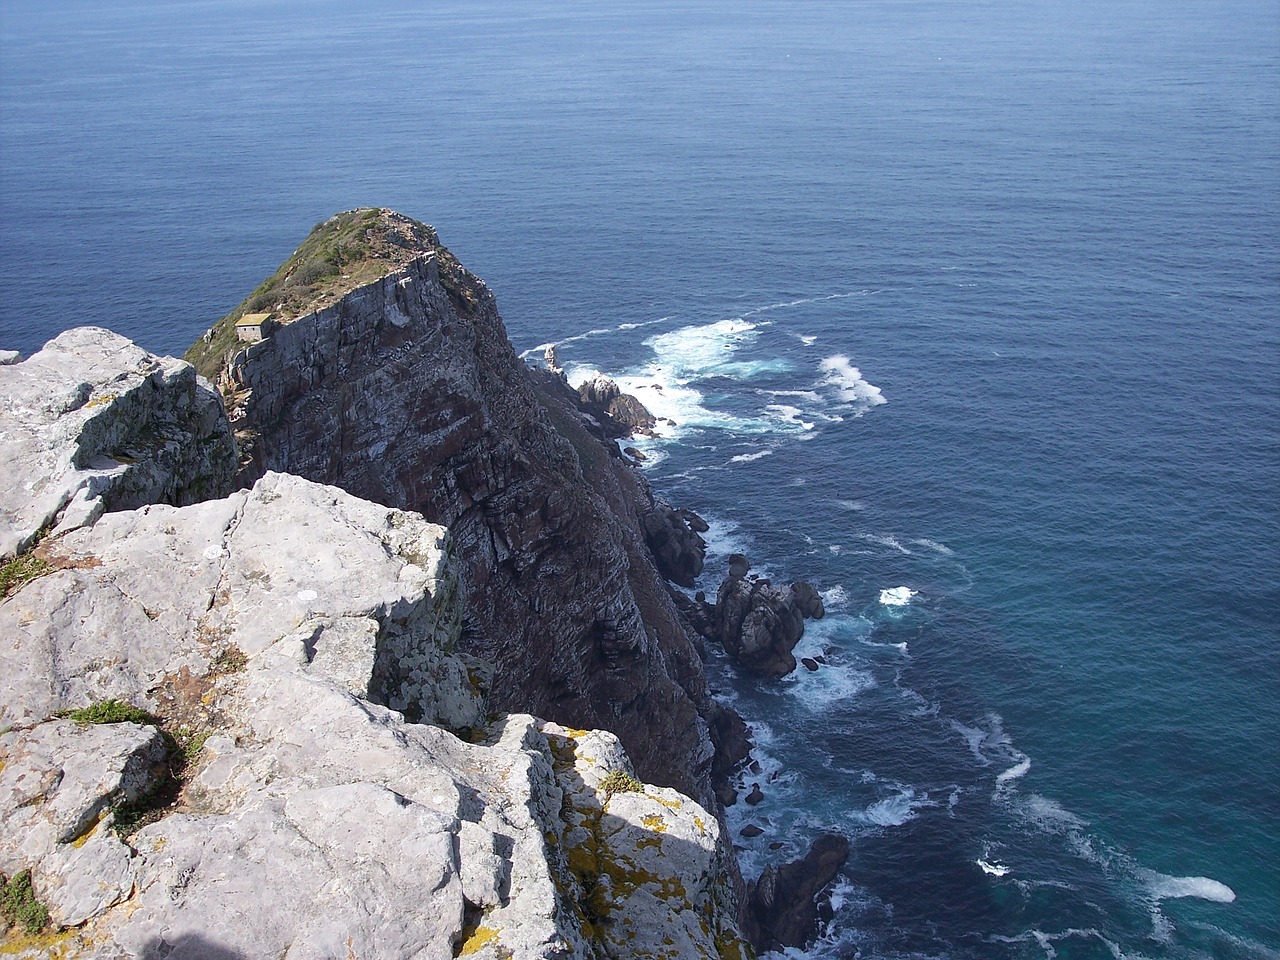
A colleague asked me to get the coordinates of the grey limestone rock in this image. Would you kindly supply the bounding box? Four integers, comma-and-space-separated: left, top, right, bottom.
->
0, 327, 236, 560
0, 461, 749, 958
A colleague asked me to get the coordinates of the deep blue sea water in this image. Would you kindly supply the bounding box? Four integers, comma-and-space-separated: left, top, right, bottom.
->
2, 2, 1277, 957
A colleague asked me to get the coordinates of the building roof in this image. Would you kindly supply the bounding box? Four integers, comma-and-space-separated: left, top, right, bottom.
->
236, 313, 273, 327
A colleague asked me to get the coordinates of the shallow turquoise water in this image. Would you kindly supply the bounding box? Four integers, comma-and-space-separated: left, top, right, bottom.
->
2, 2, 1277, 956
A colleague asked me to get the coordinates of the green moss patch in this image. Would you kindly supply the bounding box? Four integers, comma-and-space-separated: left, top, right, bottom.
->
61, 699, 157, 726
0, 871, 48, 936
0, 553, 52, 601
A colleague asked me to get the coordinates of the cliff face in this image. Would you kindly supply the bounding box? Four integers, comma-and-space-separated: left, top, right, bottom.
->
202, 210, 736, 810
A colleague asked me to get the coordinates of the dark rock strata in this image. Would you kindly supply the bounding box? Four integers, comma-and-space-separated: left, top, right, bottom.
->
199, 210, 738, 812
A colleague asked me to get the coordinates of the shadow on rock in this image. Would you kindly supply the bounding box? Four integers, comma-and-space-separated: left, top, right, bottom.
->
138, 934, 246, 960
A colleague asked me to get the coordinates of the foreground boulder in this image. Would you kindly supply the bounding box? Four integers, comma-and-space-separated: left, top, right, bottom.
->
0, 471, 748, 959
0, 327, 235, 559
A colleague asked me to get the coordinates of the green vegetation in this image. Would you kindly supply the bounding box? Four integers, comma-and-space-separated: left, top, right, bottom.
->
0, 552, 52, 601
599, 769, 644, 807
184, 207, 473, 381
208, 645, 248, 675
0, 871, 48, 936
62, 699, 157, 726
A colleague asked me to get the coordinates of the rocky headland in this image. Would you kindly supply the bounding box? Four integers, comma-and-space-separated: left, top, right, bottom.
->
0, 210, 847, 958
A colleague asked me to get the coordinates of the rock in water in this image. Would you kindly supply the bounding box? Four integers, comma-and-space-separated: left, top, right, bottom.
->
576, 373, 657, 437
745, 833, 850, 951
714, 575, 807, 678
791, 580, 826, 619
641, 499, 707, 587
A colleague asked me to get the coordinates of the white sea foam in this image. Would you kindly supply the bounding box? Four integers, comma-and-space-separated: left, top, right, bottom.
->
818, 354, 887, 410
859, 787, 933, 827
912, 537, 955, 556
879, 586, 916, 607
763, 404, 815, 430
995, 755, 1032, 788
729, 449, 773, 463
822, 585, 849, 608
861, 533, 912, 555
977, 859, 1011, 877
1143, 871, 1236, 903
1020, 794, 1088, 833
798, 334, 818, 346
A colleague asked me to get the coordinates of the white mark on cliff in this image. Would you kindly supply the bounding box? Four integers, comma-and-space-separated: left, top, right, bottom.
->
296, 590, 318, 604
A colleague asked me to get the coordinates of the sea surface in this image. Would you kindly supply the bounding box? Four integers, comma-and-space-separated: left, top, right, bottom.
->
2, 2, 1277, 957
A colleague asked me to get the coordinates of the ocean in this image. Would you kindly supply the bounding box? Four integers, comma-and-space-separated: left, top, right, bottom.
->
2, 2, 1276, 957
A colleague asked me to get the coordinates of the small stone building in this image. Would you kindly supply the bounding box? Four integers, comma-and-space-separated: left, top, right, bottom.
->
235, 313, 274, 342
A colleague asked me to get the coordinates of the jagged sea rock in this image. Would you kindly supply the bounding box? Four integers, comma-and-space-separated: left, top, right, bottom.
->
195, 210, 735, 809
0, 327, 236, 559
791, 580, 826, 620
575, 374, 657, 438
744, 832, 850, 952
0, 471, 748, 959
711, 562, 826, 679
641, 499, 707, 587
714, 576, 806, 678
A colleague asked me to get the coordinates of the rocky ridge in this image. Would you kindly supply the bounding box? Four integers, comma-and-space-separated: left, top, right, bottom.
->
1, 211, 851, 956
0, 331, 748, 959
190, 209, 739, 813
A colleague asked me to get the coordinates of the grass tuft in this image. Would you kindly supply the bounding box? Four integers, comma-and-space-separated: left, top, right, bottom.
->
0, 553, 52, 601
0, 870, 49, 936
61, 699, 157, 726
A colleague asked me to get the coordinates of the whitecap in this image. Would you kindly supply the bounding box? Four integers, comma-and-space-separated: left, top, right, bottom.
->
995, 755, 1032, 788
861, 533, 912, 554
818, 354, 887, 410
799, 334, 818, 346
729, 449, 773, 464
1144, 871, 1236, 903
879, 586, 916, 607
822, 585, 849, 608
911, 538, 955, 556
977, 859, 1011, 877
859, 787, 932, 827
763, 404, 815, 430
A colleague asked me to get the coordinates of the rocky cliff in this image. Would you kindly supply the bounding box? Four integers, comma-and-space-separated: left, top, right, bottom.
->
186, 209, 745, 813
0, 332, 748, 959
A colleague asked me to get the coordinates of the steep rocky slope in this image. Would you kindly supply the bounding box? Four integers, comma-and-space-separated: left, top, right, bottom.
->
0, 334, 749, 958
188, 210, 744, 811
